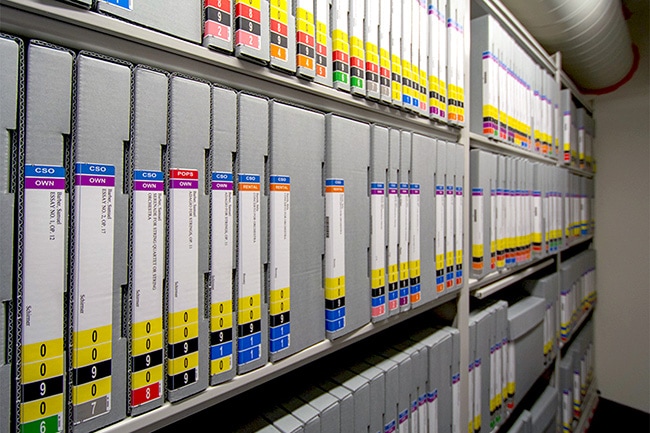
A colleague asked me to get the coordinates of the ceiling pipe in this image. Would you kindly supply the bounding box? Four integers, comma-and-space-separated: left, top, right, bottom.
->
500, 0, 638, 94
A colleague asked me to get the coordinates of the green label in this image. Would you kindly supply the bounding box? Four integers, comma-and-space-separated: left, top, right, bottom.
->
333, 71, 349, 84
21, 415, 61, 433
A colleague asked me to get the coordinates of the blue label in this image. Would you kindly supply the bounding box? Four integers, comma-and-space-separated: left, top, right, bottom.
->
437, 276, 445, 285
238, 332, 261, 350
410, 284, 421, 294
325, 307, 346, 321
134, 169, 163, 181
25, 165, 65, 178
371, 296, 386, 307
269, 336, 290, 353
388, 291, 399, 300
269, 323, 290, 339
103, 0, 131, 10
212, 171, 233, 182
237, 346, 261, 365
371, 182, 385, 189
389, 182, 398, 189
75, 162, 115, 176
238, 174, 260, 183
210, 341, 233, 360
325, 317, 345, 332
399, 287, 409, 298
270, 175, 290, 184
325, 178, 344, 186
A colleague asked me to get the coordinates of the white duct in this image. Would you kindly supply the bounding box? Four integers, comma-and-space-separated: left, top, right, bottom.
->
500, 0, 635, 92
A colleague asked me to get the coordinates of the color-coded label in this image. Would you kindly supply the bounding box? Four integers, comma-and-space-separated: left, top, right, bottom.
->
350, 36, 365, 90
269, 175, 291, 352
237, 173, 262, 364
387, 183, 399, 312
409, 184, 421, 305
210, 172, 234, 376
436, 183, 445, 292
455, 185, 463, 286
130, 170, 164, 407
371, 182, 386, 318
315, 19, 329, 79
296, 5, 315, 73
332, 29, 350, 87
72, 163, 115, 424
103, 0, 131, 10
270, 1, 289, 62
325, 179, 345, 333
398, 183, 410, 307
445, 182, 455, 288
21, 166, 66, 432
204, 0, 232, 43
366, 41, 380, 95
472, 188, 484, 271
235, 0, 262, 50
167, 168, 200, 390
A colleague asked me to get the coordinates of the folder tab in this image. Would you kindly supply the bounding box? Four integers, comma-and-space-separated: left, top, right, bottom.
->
235, 0, 271, 63
370, 125, 389, 321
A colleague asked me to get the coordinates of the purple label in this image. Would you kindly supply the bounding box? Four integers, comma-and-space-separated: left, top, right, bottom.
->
25, 177, 65, 190
170, 179, 198, 189
371, 189, 385, 195
75, 175, 115, 187
212, 181, 233, 191
134, 180, 164, 191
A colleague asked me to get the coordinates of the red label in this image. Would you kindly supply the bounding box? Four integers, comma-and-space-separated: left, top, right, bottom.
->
170, 169, 199, 180
235, 29, 260, 49
205, 21, 231, 40
365, 62, 379, 74
380, 67, 390, 78
271, 20, 288, 37
235, 3, 261, 22
333, 51, 349, 63
317, 43, 327, 56
350, 56, 364, 69
205, 0, 231, 13
297, 31, 315, 46
132, 382, 161, 407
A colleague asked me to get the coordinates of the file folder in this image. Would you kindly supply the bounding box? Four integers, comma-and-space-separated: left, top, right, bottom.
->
235, 0, 271, 64
314, 0, 332, 87
470, 14, 500, 138
378, 0, 392, 103
269, 0, 296, 73
435, 140, 446, 294
332, 368, 371, 433
382, 347, 413, 433
454, 143, 464, 289
365, 0, 381, 100
349, 362, 385, 433
209, 86, 238, 385
349, 0, 366, 96
410, 133, 437, 306
496, 300, 509, 426
268, 101, 325, 360
294, 0, 316, 78
69, 51, 130, 432
204, 0, 234, 53
507, 296, 545, 407
438, 0, 449, 122
401, 0, 414, 110
398, 130, 411, 311
299, 386, 341, 432
529, 386, 558, 433
418, 0, 430, 118
390, 0, 403, 107
263, 405, 305, 433
398, 338, 429, 432
96, 0, 203, 44
0, 32, 19, 433
279, 397, 321, 433
365, 354, 399, 433
510, 410, 533, 433
319, 379, 355, 433
444, 141, 456, 292
165, 74, 211, 401
16, 39, 71, 433
445, 326, 461, 433
467, 314, 477, 433
236, 93, 269, 372
386, 129, 401, 316
331, 0, 351, 91
524, 273, 559, 365
370, 125, 389, 322
324, 115, 370, 338
559, 355, 573, 433
127, 65, 168, 415
470, 150, 496, 279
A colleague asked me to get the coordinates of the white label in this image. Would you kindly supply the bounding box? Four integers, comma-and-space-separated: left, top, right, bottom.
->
508, 341, 516, 398
270, 175, 291, 295
468, 363, 474, 433
452, 373, 461, 433
238, 173, 262, 300
211, 171, 234, 308
22, 165, 66, 345
562, 389, 572, 430
472, 188, 484, 252
495, 341, 502, 407
573, 371, 581, 407
325, 178, 345, 333
371, 181, 386, 317
409, 183, 421, 303
474, 359, 481, 430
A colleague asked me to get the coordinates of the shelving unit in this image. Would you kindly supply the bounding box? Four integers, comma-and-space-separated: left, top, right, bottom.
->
0, 0, 599, 432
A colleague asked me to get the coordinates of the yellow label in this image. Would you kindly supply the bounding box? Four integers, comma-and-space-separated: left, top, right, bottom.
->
73, 324, 112, 348
409, 260, 421, 277
332, 29, 349, 43
22, 356, 64, 383
270, 0, 287, 8
72, 376, 111, 405
297, 19, 315, 35
472, 244, 484, 258
72, 341, 112, 368
131, 365, 163, 389
316, 21, 327, 35
391, 55, 402, 75
270, 299, 290, 315
332, 39, 350, 53
317, 32, 328, 46
210, 312, 233, 332
22, 338, 64, 364
270, 288, 290, 304
325, 285, 345, 301
508, 381, 516, 396
21, 394, 64, 423
238, 294, 261, 310
483, 105, 498, 120
167, 352, 199, 376
388, 264, 398, 283
236, 0, 261, 9
271, 6, 288, 24
371, 268, 385, 289
169, 308, 199, 326
474, 414, 481, 431
399, 261, 409, 281
325, 275, 345, 289
456, 250, 463, 265
132, 332, 164, 356
436, 254, 444, 271
168, 320, 199, 345
237, 306, 261, 324
446, 251, 454, 267
132, 318, 163, 339
211, 300, 233, 319
211, 355, 232, 374
296, 8, 313, 22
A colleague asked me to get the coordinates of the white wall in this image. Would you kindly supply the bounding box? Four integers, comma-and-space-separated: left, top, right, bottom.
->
592, 0, 649, 413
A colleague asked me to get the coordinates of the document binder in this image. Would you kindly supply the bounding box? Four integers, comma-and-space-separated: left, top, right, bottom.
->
435, 141, 446, 294
529, 386, 558, 433
382, 347, 413, 433
446, 326, 461, 433
204, 0, 234, 53
269, 0, 296, 73
444, 141, 456, 292
401, 0, 414, 110
127, 65, 168, 415
370, 125, 389, 322
235, 93, 269, 372
299, 386, 341, 432
235, 0, 271, 64
165, 74, 210, 401
324, 114, 370, 338
313, 0, 332, 87
16, 39, 71, 433
398, 130, 412, 311
331, 0, 351, 91
365, 0, 381, 100
209, 86, 238, 385
454, 143, 464, 289
263, 405, 305, 433
332, 369, 371, 433
470, 150, 496, 279
365, 354, 399, 433
319, 380, 354, 433
410, 133, 437, 306
349, 362, 385, 433
349, 0, 366, 96
390, 0, 403, 106
280, 397, 321, 433
268, 101, 325, 360
417, 0, 430, 118
386, 129, 401, 316
378, 0, 392, 103
294, 0, 316, 78
96, 0, 203, 44
69, 51, 130, 432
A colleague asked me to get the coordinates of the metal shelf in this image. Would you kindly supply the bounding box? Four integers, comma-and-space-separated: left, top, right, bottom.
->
564, 164, 595, 179
0, 0, 460, 143
560, 305, 595, 353
469, 132, 559, 163
470, 256, 555, 298
561, 235, 594, 253
574, 381, 599, 433
97, 291, 459, 432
